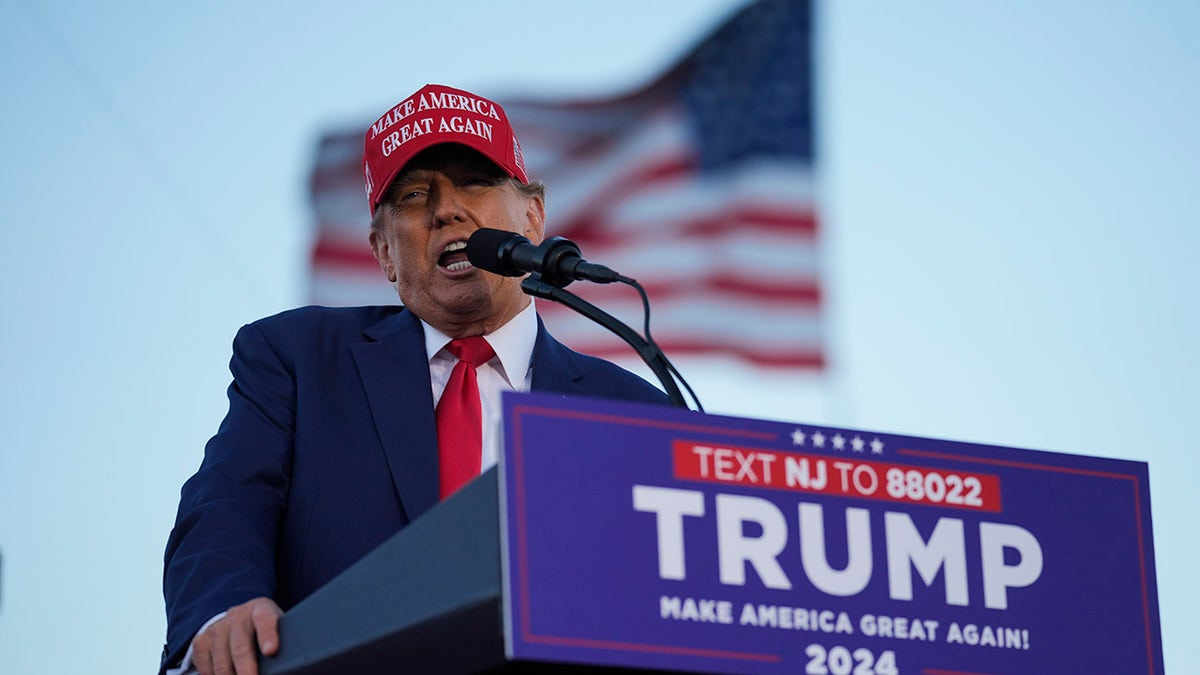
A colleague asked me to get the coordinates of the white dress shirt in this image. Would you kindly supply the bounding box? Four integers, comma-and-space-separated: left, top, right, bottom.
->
422, 299, 537, 470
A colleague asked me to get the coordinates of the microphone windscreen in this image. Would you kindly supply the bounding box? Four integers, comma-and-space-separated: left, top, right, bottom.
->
466, 228, 529, 276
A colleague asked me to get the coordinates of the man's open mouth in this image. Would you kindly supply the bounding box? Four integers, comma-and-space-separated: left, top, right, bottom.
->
438, 240, 472, 272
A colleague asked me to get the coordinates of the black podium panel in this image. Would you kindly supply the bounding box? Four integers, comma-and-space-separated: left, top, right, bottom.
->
260, 470, 680, 675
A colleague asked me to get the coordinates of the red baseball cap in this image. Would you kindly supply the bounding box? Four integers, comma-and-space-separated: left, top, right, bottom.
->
362, 83, 529, 216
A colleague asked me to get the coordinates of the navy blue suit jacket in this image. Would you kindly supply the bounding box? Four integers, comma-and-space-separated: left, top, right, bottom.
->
161, 305, 667, 671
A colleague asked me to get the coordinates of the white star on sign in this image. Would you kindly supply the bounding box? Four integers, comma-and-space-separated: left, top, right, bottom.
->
851, 436, 865, 453
832, 433, 846, 450
870, 438, 885, 455
791, 428, 807, 446
812, 431, 826, 448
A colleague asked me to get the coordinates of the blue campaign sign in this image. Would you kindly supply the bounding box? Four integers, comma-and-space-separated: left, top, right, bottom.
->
499, 391, 1163, 675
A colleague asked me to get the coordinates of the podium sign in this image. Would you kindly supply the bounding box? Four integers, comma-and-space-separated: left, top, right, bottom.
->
501, 392, 1163, 675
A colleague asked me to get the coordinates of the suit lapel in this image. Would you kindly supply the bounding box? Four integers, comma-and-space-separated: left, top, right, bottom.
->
351, 311, 582, 522
530, 317, 586, 394
351, 308, 440, 522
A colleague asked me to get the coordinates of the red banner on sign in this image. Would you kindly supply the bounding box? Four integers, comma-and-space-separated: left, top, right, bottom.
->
672, 441, 1002, 513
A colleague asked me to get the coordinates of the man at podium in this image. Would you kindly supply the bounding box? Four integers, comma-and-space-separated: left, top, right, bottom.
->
161, 83, 668, 675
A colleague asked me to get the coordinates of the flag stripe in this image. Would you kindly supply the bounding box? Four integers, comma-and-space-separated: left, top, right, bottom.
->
536, 295, 821, 347
557, 278, 820, 305
536, 297, 823, 368
560, 341, 825, 370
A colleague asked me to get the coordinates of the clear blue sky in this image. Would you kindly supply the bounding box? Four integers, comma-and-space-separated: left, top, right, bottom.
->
1, 1, 1196, 672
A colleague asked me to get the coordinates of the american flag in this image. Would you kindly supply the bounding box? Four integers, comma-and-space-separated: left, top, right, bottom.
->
308, 0, 822, 369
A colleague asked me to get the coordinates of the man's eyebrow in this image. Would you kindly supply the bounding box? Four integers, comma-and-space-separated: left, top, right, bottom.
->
393, 168, 434, 186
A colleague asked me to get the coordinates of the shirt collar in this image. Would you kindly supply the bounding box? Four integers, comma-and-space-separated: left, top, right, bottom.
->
420, 300, 538, 386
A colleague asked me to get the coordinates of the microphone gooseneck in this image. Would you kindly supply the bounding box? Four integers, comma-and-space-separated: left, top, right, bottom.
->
464, 227, 702, 411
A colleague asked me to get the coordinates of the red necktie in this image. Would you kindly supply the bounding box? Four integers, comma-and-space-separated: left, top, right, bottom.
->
436, 336, 496, 499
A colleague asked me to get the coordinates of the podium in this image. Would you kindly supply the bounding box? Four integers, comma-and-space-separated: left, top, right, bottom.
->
261, 468, 673, 674
261, 392, 1163, 675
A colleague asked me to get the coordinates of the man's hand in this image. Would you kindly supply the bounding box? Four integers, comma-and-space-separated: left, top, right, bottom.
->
192, 596, 283, 675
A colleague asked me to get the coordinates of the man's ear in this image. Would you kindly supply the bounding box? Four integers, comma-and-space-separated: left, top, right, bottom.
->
524, 195, 546, 246
368, 229, 397, 283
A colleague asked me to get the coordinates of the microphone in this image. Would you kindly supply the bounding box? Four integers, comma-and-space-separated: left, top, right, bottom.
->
466, 228, 623, 287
